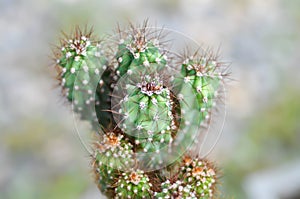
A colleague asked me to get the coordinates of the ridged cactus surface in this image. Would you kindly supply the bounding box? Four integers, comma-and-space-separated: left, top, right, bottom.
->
115, 28, 167, 77
55, 28, 112, 128
115, 170, 153, 199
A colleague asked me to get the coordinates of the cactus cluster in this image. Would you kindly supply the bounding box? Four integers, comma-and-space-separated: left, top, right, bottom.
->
52, 21, 228, 198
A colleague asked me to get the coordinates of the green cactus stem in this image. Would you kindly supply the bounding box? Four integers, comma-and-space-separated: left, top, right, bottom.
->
117, 75, 179, 168
120, 75, 175, 136
114, 170, 153, 199
179, 55, 223, 120
115, 24, 168, 77
154, 156, 217, 199
179, 156, 217, 198
92, 129, 135, 196
54, 28, 112, 128
171, 53, 226, 151
93, 130, 134, 170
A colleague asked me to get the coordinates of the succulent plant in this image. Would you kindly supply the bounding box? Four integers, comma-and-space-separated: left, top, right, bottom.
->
179, 55, 222, 118
179, 156, 217, 198
52, 21, 228, 198
54, 27, 112, 129
92, 129, 134, 197
154, 156, 217, 199
115, 170, 153, 198
114, 22, 167, 77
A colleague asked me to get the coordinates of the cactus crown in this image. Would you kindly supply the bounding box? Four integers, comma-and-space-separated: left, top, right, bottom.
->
52, 21, 228, 198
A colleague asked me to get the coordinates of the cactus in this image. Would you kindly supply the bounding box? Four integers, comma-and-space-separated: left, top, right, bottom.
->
52, 21, 228, 198
115, 170, 153, 198
154, 156, 217, 199
179, 55, 222, 117
54, 27, 112, 129
114, 22, 167, 77
92, 129, 135, 197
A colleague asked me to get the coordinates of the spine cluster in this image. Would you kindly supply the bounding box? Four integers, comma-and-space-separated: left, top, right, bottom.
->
53, 22, 228, 199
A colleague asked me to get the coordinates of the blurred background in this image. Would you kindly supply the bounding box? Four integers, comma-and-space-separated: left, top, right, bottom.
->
1, 0, 300, 198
